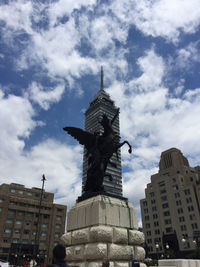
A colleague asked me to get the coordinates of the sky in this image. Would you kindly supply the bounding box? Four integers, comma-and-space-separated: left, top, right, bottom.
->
0, 0, 200, 226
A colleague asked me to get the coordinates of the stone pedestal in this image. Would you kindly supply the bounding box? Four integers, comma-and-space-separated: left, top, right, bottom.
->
61, 195, 145, 267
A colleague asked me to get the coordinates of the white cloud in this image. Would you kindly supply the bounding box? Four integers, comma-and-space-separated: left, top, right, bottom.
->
175, 41, 200, 69
0, 89, 83, 209
107, 48, 200, 209
28, 81, 65, 110
0, 89, 37, 157
110, 0, 200, 42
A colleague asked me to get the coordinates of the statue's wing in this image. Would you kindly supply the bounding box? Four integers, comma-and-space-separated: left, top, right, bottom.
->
63, 126, 95, 150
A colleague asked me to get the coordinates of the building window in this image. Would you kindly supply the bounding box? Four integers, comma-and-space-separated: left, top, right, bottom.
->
146, 231, 151, 236
162, 203, 169, 208
143, 201, 147, 206
155, 229, 160, 235
164, 219, 171, 224
150, 192, 155, 197
43, 214, 50, 219
161, 196, 167, 201
186, 197, 192, 203
188, 206, 194, 212
154, 221, 159, 227
10, 189, 16, 193
42, 223, 48, 228
191, 223, 198, 229
166, 227, 173, 233
181, 225, 187, 231
40, 241, 45, 246
57, 208, 63, 212
151, 199, 155, 204
176, 200, 182, 206
159, 181, 165, 187
27, 192, 32, 196
189, 214, 196, 220
177, 208, 183, 214
163, 211, 170, 216
14, 229, 21, 234
8, 209, 15, 215
18, 190, 24, 194
24, 230, 30, 235
152, 206, 157, 211
175, 192, 180, 198
0, 199, 4, 203
32, 231, 36, 236
18, 211, 24, 216
179, 217, 185, 222
26, 221, 31, 226
0, 208, 2, 212
4, 229, 11, 233
6, 219, 13, 224
144, 208, 148, 214
41, 232, 47, 237
184, 189, 190, 195
15, 220, 22, 225
145, 215, 150, 221
26, 212, 33, 217
153, 214, 158, 219
13, 239, 19, 243
22, 239, 28, 244
55, 224, 61, 229
56, 215, 62, 221
173, 185, 179, 190
160, 189, 166, 194
147, 239, 152, 244
55, 233, 60, 238
3, 239, 8, 243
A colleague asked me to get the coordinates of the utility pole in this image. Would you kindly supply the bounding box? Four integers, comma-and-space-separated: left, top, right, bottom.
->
33, 174, 46, 265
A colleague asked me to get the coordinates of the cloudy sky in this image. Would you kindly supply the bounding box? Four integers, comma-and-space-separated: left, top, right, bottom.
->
0, 0, 200, 226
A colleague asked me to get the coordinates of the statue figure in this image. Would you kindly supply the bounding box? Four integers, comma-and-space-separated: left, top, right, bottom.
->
63, 109, 132, 195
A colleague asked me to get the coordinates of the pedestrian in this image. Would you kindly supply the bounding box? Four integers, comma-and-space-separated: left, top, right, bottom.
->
47, 244, 70, 267
102, 261, 110, 267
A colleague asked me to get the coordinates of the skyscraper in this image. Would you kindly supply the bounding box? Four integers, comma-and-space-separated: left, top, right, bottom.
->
140, 148, 200, 258
82, 68, 123, 196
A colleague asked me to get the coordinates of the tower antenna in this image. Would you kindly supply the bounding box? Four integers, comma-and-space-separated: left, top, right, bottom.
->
100, 66, 104, 90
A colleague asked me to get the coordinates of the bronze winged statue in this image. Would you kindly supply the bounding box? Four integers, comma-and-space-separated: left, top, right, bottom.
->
63, 109, 132, 195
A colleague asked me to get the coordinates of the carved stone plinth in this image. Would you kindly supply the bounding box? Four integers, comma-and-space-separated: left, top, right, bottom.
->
61, 195, 145, 267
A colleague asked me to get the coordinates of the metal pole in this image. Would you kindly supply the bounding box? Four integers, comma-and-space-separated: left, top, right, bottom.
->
33, 174, 46, 264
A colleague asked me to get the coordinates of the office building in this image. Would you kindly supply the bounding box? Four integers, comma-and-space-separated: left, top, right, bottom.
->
0, 183, 67, 264
140, 148, 200, 258
82, 68, 123, 196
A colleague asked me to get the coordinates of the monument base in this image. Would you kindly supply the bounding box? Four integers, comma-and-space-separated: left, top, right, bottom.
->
61, 195, 146, 267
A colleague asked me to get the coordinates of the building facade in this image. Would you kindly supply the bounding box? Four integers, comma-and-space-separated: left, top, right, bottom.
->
0, 183, 67, 264
140, 148, 200, 258
82, 68, 123, 196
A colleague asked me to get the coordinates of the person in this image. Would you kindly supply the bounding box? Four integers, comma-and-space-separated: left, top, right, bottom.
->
47, 244, 70, 267
102, 261, 110, 267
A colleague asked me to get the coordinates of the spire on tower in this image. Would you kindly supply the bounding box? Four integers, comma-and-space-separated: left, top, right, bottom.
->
100, 66, 104, 90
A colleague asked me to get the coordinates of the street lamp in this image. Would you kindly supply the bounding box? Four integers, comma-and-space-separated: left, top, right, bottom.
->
15, 254, 18, 265
155, 243, 159, 262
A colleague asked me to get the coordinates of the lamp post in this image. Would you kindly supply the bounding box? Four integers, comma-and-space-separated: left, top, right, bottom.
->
155, 243, 159, 263
33, 174, 46, 264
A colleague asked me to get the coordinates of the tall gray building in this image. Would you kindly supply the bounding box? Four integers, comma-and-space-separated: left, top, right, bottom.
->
82, 68, 123, 196
140, 148, 200, 258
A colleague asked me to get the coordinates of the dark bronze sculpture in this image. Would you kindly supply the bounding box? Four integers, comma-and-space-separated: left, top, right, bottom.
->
63, 109, 132, 195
